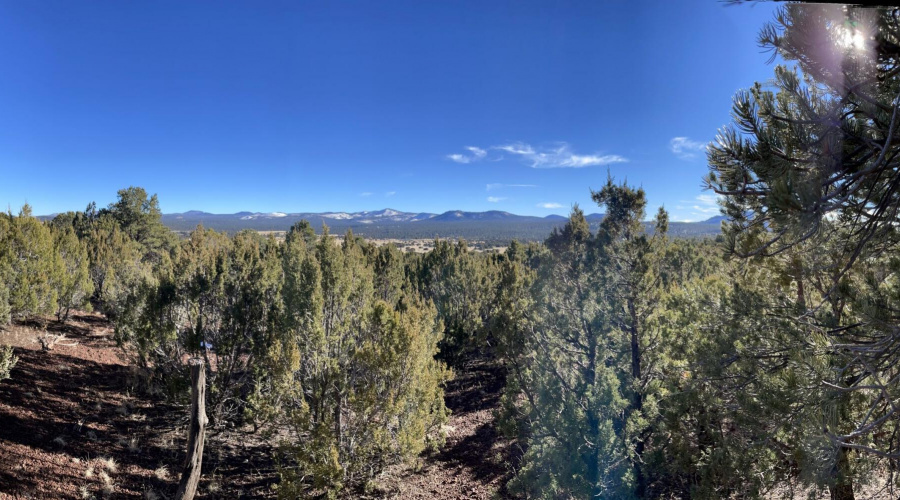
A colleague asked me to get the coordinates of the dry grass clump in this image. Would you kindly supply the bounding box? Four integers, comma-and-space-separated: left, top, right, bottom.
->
100, 456, 118, 472
99, 475, 115, 496
153, 465, 170, 480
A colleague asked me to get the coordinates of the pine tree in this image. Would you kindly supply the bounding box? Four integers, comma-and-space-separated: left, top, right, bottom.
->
706, 4, 900, 488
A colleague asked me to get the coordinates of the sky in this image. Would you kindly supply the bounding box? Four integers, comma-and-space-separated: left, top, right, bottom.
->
0, 0, 782, 221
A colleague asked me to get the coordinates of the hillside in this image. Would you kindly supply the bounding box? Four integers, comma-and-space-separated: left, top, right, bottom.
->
158, 209, 722, 242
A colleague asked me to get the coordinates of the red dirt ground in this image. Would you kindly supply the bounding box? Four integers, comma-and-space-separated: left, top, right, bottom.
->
0, 313, 276, 499
376, 360, 517, 499
0, 314, 513, 499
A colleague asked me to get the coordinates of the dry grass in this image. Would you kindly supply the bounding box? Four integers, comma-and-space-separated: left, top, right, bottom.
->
78, 484, 93, 499
100, 456, 118, 472
153, 465, 170, 481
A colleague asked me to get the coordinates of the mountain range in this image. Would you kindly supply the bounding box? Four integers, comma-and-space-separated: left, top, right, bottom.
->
158, 209, 723, 243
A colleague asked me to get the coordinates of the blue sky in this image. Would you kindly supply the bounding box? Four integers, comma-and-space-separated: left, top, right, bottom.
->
0, 0, 780, 221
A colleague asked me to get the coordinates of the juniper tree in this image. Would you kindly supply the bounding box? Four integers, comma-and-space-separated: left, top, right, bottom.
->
416, 239, 498, 363
591, 179, 669, 497
52, 225, 93, 322
103, 186, 175, 262
278, 226, 449, 495
508, 206, 632, 498
86, 217, 151, 320
0, 205, 61, 322
0, 215, 12, 326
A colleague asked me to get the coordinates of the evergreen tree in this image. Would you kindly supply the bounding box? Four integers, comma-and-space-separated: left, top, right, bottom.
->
591, 179, 670, 496
278, 227, 449, 495
85, 217, 150, 319
0, 205, 61, 321
508, 206, 632, 498
706, 4, 900, 489
103, 186, 175, 262
52, 225, 94, 322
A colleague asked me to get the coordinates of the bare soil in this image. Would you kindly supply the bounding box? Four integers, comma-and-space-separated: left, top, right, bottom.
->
0, 315, 513, 499
375, 360, 517, 499
0, 313, 276, 499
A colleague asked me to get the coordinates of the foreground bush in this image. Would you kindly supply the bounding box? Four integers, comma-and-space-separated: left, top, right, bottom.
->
0, 345, 17, 382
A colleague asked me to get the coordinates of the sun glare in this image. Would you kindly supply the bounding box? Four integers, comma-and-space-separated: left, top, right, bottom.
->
837, 26, 867, 51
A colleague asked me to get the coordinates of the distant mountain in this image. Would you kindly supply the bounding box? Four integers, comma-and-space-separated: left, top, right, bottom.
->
431, 210, 535, 222
156, 208, 722, 243
703, 215, 727, 224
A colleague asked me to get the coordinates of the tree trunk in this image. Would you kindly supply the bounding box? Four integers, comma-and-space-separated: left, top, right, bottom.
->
829, 444, 855, 500
585, 329, 601, 498
628, 299, 646, 497
175, 359, 207, 500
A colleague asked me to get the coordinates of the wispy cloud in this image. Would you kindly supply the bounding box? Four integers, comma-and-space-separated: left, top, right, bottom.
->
537, 202, 563, 209
446, 146, 488, 164
496, 142, 627, 168
360, 192, 373, 197
486, 183, 538, 191
447, 142, 626, 168
447, 154, 471, 164
670, 137, 707, 160
487, 196, 506, 203
385, 191, 396, 197
467, 146, 487, 159
689, 193, 721, 215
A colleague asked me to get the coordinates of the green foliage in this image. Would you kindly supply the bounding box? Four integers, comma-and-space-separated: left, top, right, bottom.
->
102, 186, 176, 261
278, 228, 448, 494
0, 206, 61, 321
415, 239, 499, 364
0, 345, 17, 382
102, 217, 451, 496
500, 181, 673, 498
85, 217, 153, 320
705, 4, 900, 496
52, 225, 94, 321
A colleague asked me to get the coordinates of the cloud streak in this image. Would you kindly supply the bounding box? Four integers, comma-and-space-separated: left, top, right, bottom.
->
670, 137, 707, 160
537, 202, 563, 209
447, 146, 488, 164
495, 142, 627, 168
487, 196, 506, 203
447, 142, 627, 168
689, 193, 721, 215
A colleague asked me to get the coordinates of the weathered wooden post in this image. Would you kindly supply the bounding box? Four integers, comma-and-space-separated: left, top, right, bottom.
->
175, 358, 207, 500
